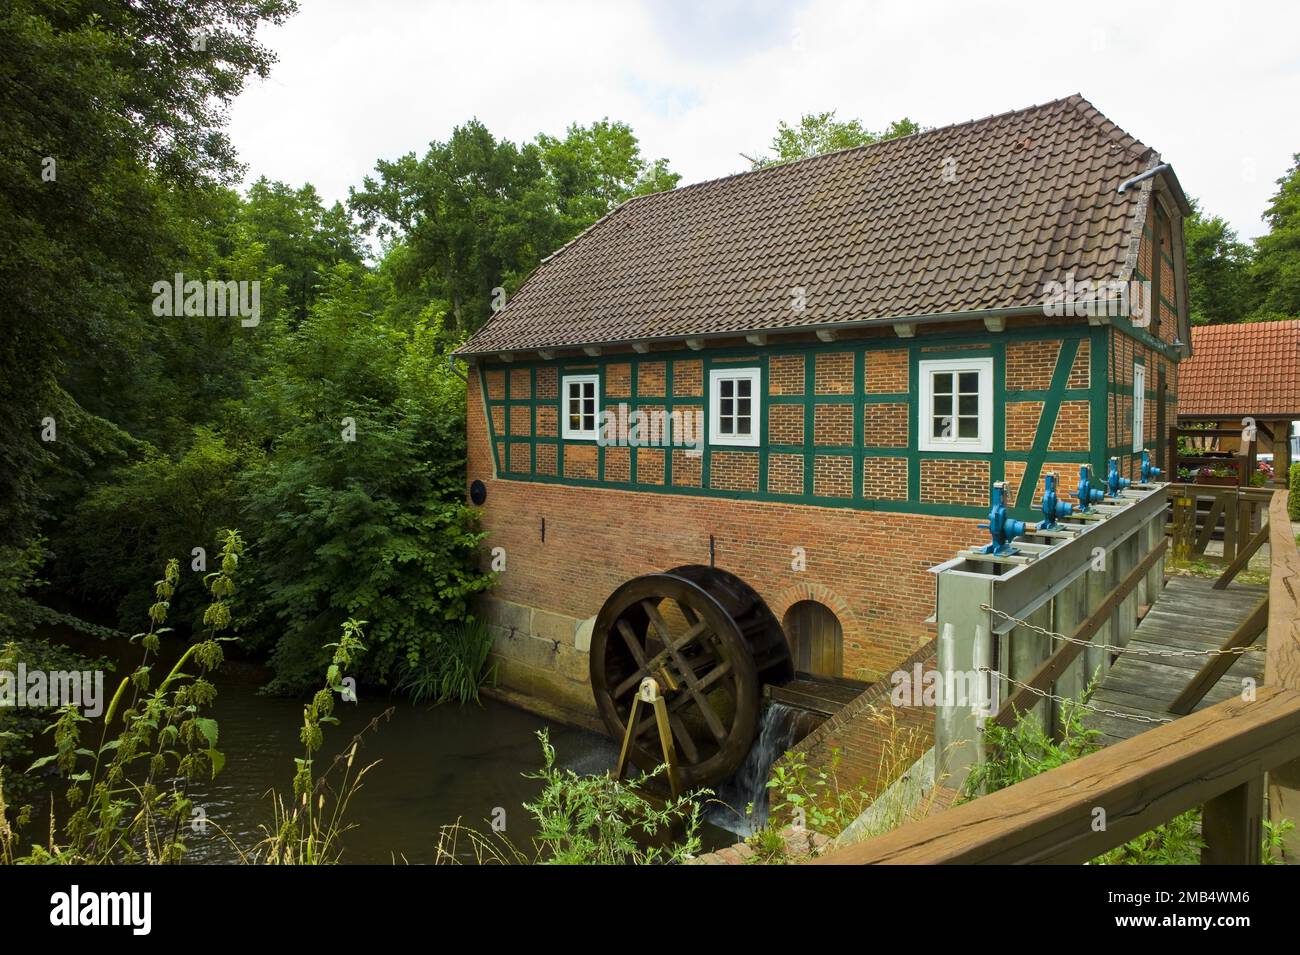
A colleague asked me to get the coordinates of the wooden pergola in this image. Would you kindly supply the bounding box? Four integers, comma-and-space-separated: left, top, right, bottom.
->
1175, 320, 1300, 486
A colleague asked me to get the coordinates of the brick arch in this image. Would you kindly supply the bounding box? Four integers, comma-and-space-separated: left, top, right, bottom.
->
767, 582, 859, 647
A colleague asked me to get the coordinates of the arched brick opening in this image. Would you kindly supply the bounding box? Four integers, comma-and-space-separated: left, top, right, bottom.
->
782, 600, 844, 677
770, 583, 857, 677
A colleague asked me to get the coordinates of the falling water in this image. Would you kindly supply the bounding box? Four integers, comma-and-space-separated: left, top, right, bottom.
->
706, 701, 820, 836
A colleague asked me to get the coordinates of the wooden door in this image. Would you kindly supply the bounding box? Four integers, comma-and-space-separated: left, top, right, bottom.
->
783, 601, 843, 677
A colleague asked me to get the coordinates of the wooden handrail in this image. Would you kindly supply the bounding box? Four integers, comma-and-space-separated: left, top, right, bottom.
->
813, 686, 1300, 865
1214, 520, 1270, 589
990, 538, 1168, 729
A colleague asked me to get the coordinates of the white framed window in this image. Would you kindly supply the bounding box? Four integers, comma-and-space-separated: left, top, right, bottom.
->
917, 357, 993, 453
708, 367, 761, 447
1132, 362, 1146, 452
561, 374, 599, 440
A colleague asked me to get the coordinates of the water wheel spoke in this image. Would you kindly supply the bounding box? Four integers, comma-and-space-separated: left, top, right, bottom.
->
641, 602, 730, 741
616, 619, 649, 667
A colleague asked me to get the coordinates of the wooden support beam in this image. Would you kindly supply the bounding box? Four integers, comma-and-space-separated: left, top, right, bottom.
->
991, 538, 1168, 728
1202, 776, 1263, 865
1167, 596, 1268, 716
1214, 519, 1269, 589
812, 686, 1300, 865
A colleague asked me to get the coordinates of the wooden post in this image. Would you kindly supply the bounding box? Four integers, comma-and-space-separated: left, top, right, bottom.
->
1202, 776, 1263, 865
1267, 489, 1300, 860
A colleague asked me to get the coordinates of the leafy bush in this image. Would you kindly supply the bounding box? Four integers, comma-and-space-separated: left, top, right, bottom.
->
1290, 462, 1300, 520
436, 730, 706, 865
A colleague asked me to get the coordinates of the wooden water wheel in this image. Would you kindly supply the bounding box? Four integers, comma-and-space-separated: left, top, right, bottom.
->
590, 566, 793, 789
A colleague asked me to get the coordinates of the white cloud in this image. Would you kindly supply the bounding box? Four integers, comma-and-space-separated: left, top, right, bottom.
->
228, 0, 1300, 238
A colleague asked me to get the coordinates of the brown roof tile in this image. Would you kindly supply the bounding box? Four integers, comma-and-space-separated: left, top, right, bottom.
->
460, 94, 1159, 355
1178, 320, 1300, 418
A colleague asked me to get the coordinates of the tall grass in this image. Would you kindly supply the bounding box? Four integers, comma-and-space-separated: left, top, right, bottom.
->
400, 618, 496, 705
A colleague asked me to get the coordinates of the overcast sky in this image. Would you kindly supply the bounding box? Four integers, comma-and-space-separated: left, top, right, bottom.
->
227, 0, 1300, 240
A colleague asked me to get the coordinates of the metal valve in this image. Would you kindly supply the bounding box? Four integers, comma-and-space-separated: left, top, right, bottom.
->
1038, 472, 1074, 530
1140, 448, 1162, 483
1076, 464, 1105, 512
978, 481, 1026, 557
1106, 456, 1131, 497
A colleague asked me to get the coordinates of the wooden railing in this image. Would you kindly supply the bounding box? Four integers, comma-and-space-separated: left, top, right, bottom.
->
1167, 483, 1271, 566
817, 488, 1300, 865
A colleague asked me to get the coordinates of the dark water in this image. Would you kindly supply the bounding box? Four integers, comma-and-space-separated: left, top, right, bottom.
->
34, 628, 740, 863
185, 672, 622, 864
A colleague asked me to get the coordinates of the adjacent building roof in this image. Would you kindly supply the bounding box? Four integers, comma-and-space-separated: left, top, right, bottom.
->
1178, 320, 1300, 418
460, 94, 1182, 356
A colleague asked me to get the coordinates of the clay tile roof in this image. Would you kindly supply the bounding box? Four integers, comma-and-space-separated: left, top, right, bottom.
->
1178, 320, 1300, 418
459, 94, 1159, 355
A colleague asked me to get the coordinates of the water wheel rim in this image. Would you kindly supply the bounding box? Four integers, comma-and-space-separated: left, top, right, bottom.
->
591, 572, 760, 789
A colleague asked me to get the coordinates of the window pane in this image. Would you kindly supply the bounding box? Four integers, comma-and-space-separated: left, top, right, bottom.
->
737, 379, 751, 398
737, 398, 751, 417
933, 372, 953, 394
583, 398, 595, 416
583, 382, 595, 399
721, 418, 733, 434
737, 417, 751, 435
720, 398, 733, 418
958, 371, 979, 394
583, 413, 595, 431
958, 417, 978, 438
958, 394, 978, 416
933, 395, 952, 417
569, 413, 581, 430
721, 380, 734, 398
932, 415, 949, 438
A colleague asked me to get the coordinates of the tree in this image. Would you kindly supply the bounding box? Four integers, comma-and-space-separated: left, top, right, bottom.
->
1183, 199, 1254, 325
0, 0, 296, 555
749, 111, 922, 169
1249, 154, 1300, 320
537, 119, 681, 230
350, 120, 565, 333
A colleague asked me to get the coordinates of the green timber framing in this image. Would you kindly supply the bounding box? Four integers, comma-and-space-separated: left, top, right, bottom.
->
476, 320, 1178, 522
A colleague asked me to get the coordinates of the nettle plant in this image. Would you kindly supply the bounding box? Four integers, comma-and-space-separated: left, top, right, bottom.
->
20, 531, 244, 864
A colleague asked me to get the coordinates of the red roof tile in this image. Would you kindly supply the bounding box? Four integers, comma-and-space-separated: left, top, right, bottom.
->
1178, 320, 1300, 418
461, 94, 1166, 355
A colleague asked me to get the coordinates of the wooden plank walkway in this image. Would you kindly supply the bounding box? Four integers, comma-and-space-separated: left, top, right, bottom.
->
1083, 575, 1267, 745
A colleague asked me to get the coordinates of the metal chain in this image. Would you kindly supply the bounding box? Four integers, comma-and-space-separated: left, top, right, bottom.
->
978, 604, 1264, 658
979, 668, 1174, 726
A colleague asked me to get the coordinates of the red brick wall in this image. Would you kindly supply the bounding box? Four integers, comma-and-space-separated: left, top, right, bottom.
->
469, 371, 973, 679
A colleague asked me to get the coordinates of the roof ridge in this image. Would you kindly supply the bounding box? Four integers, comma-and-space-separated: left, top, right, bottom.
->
624, 93, 1095, 204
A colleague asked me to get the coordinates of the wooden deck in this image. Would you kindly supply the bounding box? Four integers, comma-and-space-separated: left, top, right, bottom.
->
1083, 575, 1268, 745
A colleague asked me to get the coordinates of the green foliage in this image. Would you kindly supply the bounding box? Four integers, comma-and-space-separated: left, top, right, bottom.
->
351, 117, 679, 334
399, 618, 497, 705
766, 748, 869, 837
521, 730, 704, 865
962, 701, 1101, 797
967, 704, 1207, 865
1263, 818, 1295, 864
0, 0, 296, 553
1183, 198, 1254, 325
6, 534, 242, 864
257, 618, 382, 865
1251, 154, 1300, 319
750, 111, 922, 168
238, 272, 494, 692
1289, 462, 1300, 521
